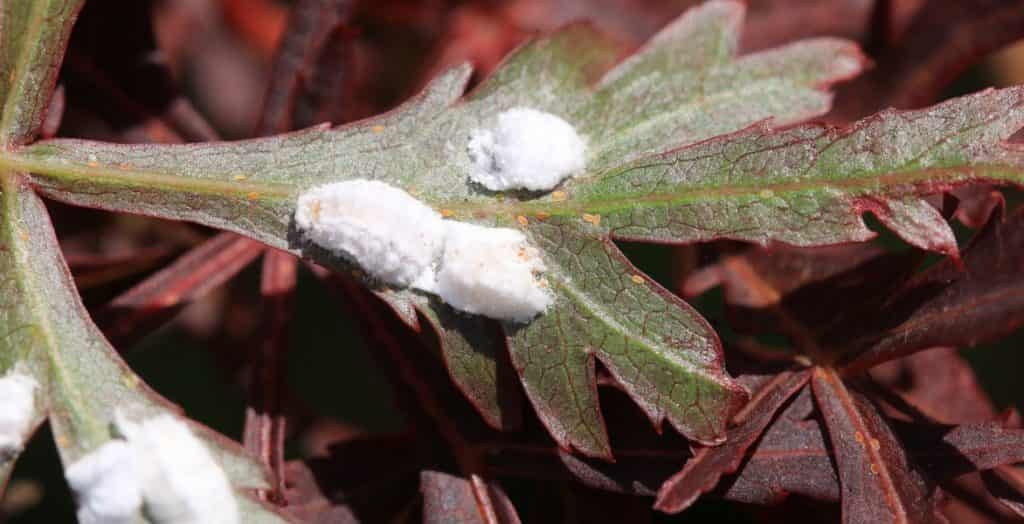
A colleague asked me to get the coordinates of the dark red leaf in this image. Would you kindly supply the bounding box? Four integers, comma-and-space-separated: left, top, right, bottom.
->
740, 0, 876, 52
841, 207, 1024, 374
655, 369, 811, 513
811, 368, 944, 524
60, 0, 217, 143
421, 471, 521, 524
684, 243, 887, 308
243, 249, 298, 503
257, 0, 355, 134
832, 0, 1024, 120
283, 435, 422, 523
981, 466, 1024, 518
715, 387, 840, 505
951, 186, 1004, 230
95, 231, 265, 348
897, 422, 1024, 479
479, 443, 684, 498
870, 347, 999, 424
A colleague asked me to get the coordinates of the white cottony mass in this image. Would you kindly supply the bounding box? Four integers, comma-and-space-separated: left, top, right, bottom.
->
294, 179, 447, 287
0, 370, 37, 458
116, 414, 239, 524
294, 180, 553, 321
437, 222, 553, 322
468, 107, 586, 191
65, 414, 239, 524
66, 441, 142, 524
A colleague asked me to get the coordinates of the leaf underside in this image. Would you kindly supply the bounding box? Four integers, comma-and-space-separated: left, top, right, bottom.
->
0, 1, 289, 521
2, 0, 1024, 459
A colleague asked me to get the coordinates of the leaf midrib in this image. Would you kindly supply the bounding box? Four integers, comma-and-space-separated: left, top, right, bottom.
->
0, 0, 50, 144
3, 147, 1019, 222
0, 171, 105, 449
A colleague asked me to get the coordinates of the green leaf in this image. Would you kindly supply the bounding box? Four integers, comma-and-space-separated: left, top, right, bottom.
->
568, 86, 1024, 256
0, 0, 289, 519
0, 1, 867, 456
0, 0, 83, 146
0, 176, 290, 522
510, 221, 746, 456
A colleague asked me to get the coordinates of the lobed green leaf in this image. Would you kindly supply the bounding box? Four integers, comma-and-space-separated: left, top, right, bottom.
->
8, 1, 1017, 458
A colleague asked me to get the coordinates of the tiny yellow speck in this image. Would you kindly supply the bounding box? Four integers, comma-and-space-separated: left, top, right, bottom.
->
582, 213, 601, 226
535, 211, 551, 220
124, 374, 140, 388
631, 274, 644, 285
854, 431, 864, 443
19, 231, 29, 241
56, 435, 70, 449
441, 208, 454, 218
538, 279, 549, 288
759, 189, 774, 199
247, 192, 260, 201
371, 125, 385, 134
870, 438, 880, 451
516, 215, 529, 226
869, 463, 878, 475
310, 200, 322, 221
232, 174, 248, 181
551, 191, 568, 202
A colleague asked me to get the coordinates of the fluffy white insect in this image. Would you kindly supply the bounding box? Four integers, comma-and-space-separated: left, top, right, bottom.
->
0, 370, 37, 458
294, 179, 447, 287
65, 441, 142, 524
436, 222, 552, 322
468, 107, 586, 191
116, 414, 239, 524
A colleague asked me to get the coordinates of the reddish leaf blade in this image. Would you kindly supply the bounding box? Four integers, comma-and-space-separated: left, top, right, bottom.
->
715, 387, 840, 505
900, 422, 1024, 480
684, 243, 887, 308
480, 443, 683, 498
832, 0, 1024, 119
283, 435, 422, 523
421, 471, 521, 524
981, 466, 1024, 518
244, 249, 298, 503
655, 369, 810, 513
841, 207, 1024, 373
871, 347, 999, 425
95, 231, 265, 348
60, 0, 217, 144
258, 0, 354, 134
811, 368, 944, 524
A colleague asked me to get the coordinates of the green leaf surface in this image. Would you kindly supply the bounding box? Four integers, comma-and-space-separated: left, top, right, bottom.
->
0, 0, 289, 519
0, 1, 869, 456
0, 0, 83, 146
11, 0, 1022, 457
0, 175, 290, 522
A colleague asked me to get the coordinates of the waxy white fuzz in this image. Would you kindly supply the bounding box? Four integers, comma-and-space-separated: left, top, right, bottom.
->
468, 107, 586, 191
0, 371, 37, 458
294, 179, 447, 287
295, 179, 554, 321
66, 441, 141, 524
65, 414, 239, 524
437, 222, 552, 322
116, 414, 239, 524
